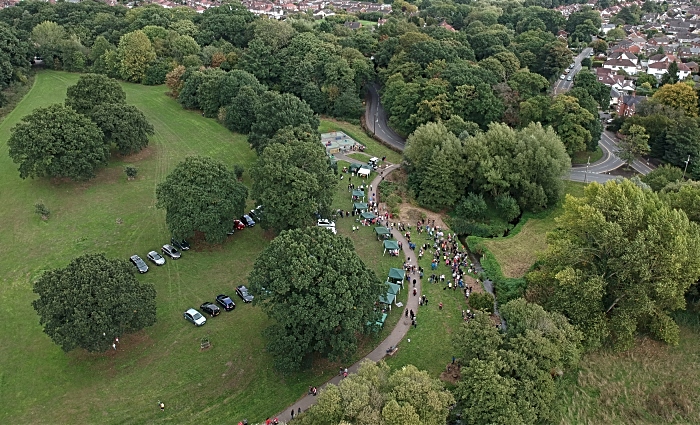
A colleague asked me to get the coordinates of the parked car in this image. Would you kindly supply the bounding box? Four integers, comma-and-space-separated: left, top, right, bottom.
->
566, 75, 572, 81
161, 244, 181, 259
216, 294, 236, 311
317, 219, 335, 228
130, 255, 149, 273
560, 75, 565, 80
171, 238, 190, 251
147, 251, 165, 266
242, 214, 255, 227
200, 302, 220, 317
236, 285, 254, 303
184, 308, 206, 326
233, 219, 246, 230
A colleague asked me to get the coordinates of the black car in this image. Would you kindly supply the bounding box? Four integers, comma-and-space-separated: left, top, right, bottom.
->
171, 238, 190, 251
249, 206, 263, 222
216, 294, 236, 311
236, 285, 254, 303
242, 214, 255, 227
130, 255, 149, 273
200, 302, 220, 317
161, 244, 181, 259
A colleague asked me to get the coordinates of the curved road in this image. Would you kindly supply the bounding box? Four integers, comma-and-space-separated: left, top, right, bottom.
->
364, 82, 406, 151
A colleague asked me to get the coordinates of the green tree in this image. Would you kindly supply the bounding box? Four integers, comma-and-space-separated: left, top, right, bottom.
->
155, 156, 248, 243
641, 163, 684, 191
296, 360, 454, 425
526, 180, 700, 350
8, 104, 107, 181
89, 35, 114, 75
31, 21, 66, 68
249, 92, 319, 154
32, 253, 156, 353
661, 60, 680, 85
117, 30, 156, 83
0, 23, 29, 88
91, 103, 154, 155
65, 73, 126, 116
660, 180, 700, 223
652, 82, 699, 116
251, 130, 335, 232
617, 124, 650, 167
507, 70, 549, 100
247, 227, 384, 372
404, 121, 461, 196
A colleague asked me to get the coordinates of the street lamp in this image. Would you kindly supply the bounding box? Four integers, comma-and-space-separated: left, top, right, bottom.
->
683, 155, 691, 180
585, 156, 590, 184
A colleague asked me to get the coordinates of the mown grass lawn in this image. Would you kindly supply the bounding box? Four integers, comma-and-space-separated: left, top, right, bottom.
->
0, 71, 399, 425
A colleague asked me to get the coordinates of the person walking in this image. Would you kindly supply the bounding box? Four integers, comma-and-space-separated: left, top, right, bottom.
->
159, 401, 165, 412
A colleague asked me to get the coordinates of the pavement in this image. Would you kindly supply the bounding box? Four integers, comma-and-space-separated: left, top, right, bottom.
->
274, 163, 422, 422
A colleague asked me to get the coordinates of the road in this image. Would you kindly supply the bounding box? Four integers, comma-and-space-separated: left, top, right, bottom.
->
553, 47, 593, 95
364, 82, 406, 151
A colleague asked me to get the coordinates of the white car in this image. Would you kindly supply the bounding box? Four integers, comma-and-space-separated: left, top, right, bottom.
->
184, 308, 206, 326
317, 219, 337, 234
560, 75, 565, 80
147, 251, 165, 266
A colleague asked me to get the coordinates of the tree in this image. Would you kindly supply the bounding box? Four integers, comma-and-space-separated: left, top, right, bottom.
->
404, 122, 461, 196
249, 92, 319, 154
31, 21, 66, 67
124, 165, 138, 180
652, 82, 699, 117
250, 130, 335, 232
91, 103, 154, 155
0, 23, 29, 89
8, 104, 107, 181
617, 124, 650, 167
117, 30, 156, 83
296, 360, 454, 425
660, 180, 700, 223
155, 156, 248, 243
65, 73, 126, 116
165, 65, 186, 97
32, 253, 157, 353
641, 164, 684, 191
526, 180, 700, 350
247, 227, 384, 372
453, 300, 582, 425
661, 60, 679, 85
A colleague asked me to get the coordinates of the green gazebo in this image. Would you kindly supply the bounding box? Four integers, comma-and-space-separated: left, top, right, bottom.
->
383, 239, 400, 256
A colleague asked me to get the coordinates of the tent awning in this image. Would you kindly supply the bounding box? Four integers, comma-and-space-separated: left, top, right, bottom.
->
349, 163, 361, 172
352, 189, 365, 198
361, 212, 377, 220
374, 226, 391, 235
383, 240, 399, 250
353, 202, 368, 210
379, 293, 396, 304
385, 281, 401, 295
358, 168, 370, 177
388, 268, 405, 281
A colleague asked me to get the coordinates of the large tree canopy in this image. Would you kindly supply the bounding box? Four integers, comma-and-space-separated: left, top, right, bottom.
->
296, 360, 455, 425
247, 227, 384, 372
155, 156, 248, 243
65, 73, 126, 116
526, 180, 700, 350
7, 104, 107, 180
250, 126, 335, 232
32, 253, 157, 353
248, 91, 319, 154
91, 103, 154, 155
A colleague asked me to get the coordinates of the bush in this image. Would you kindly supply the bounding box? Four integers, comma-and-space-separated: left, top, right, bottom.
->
495, 193, 521, 222
233, 164, 244, 180
124, 166, 138, 180
469, 292, 494, 313
35, 202, 50, 220
456, 193, 487, 220
386, 193, 402, 210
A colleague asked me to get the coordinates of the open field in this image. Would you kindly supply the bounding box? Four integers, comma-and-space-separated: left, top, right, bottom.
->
483, 181, 586, 278
571, 145, 604, 165
0, 71, 401, 424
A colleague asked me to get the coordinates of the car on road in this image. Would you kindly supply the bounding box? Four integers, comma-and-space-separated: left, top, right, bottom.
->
216, 294, 236, 311
130, 255, 149, 273
147, 251, 166, 266
161, 244, 181, 259
566, 75, 573, 81
606, 118, 614, 124
184, 308, 207, 326
569, 64, 575, 69
200, 302, 220, 317
242, 214, 255, 227
236, 285, 254, 303
171, 238, 190, 251
560, 75, 565, 80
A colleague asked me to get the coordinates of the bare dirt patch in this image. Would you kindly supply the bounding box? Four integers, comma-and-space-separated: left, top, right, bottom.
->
120, 145, 155, 163
440, 363, 461, 384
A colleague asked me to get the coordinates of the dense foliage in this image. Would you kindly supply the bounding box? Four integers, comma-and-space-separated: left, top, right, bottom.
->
32, 253, 157, 353
247, 227, 384, 372
155, 156, 248, 243
526, 180, 700, 350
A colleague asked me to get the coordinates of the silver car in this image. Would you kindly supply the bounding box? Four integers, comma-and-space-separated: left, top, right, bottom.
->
147, 251, 165, 266
161, 244, 181, 259
184, 308, 206, 326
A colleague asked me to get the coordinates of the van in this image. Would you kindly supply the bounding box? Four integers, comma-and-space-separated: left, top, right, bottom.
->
368, 157, 379, 169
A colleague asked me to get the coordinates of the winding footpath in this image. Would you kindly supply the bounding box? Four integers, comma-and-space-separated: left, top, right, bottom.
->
274, 163, 422, 422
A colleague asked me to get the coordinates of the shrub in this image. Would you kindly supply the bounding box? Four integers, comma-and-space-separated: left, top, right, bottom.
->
124, 166, 138, 180
469, 292, 494, 314
456, 193, 487, 220
495, 193, 521, 222
35, 202, 50, 220
233, 164, 244, 180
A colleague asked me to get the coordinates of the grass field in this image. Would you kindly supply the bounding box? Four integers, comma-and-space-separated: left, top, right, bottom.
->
571, 146, 604, 166
0, 71, 399, 424
483, 181, 586, 278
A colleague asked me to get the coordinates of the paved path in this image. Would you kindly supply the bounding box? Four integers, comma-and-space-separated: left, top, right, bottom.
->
274, 163, 421, 422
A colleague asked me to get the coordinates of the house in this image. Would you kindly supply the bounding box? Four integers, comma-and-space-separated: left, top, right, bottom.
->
610, 87, 622, 106
617, 94, 647, 117
557, 29, 569, 39
601, 23, 617, 34
603, 58, 639, 75
647, 60, 692, 79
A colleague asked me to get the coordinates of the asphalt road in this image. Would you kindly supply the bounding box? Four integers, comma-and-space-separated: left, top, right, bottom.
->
365, 82, 406, 151
553, 47, 593, 95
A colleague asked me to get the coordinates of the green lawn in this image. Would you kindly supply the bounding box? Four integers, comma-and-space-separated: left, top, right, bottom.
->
0, 72, 388, 424
571, 145, 604, 166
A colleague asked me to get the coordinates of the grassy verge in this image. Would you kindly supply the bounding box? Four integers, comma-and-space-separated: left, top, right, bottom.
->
571, 145, 604, 165
319, 119, 403, 164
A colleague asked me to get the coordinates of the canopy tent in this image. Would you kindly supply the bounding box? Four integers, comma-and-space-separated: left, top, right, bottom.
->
385, 281, 401, 295
374, 226, 391, 240
383, 239, 400, 256
357, 167, 371, 178
379, 293, 396, 309
368, 312, 389, 332
388, 268, 405, 284
361, 212, 377, 220
353, 202, 368, 211
349, 163, 362, 173
352, 189, 365, 200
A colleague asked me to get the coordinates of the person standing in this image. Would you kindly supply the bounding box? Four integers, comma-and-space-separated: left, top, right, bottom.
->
159, 401, 165, 412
